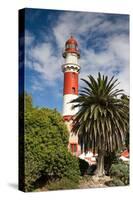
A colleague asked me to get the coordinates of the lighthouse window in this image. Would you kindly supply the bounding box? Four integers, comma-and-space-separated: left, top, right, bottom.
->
70, 144, 77, 153
73, 144, 77, 152
72, 87, 76, 94
71, 44, 75, 48
70, 144, 73, 152
66, 44, 76, 48
72, 72, 75, 78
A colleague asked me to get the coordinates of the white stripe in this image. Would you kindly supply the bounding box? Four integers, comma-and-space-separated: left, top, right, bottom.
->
62, 94, 79, 116
62, 63, 80, 72
65, 53, 79, 64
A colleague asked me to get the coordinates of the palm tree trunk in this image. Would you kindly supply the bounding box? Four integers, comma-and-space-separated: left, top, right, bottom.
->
96, 150, 105, 177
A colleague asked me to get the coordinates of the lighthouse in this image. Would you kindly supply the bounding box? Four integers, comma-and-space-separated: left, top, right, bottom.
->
62, 36, 81, 155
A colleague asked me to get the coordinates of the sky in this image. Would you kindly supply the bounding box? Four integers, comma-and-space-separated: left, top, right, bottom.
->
21, 8, 129, 113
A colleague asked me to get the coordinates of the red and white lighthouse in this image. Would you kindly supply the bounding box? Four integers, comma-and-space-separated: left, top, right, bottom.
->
62, 36, 81, 155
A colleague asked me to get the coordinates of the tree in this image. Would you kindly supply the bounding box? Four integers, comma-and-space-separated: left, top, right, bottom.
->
24, 94, 80, 191
71, 73, 129, 177
121, 94, 129, 151
109, 161, 129, 186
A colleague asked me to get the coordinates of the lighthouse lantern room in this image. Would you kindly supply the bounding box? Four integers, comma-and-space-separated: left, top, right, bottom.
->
62, 36, 81, 155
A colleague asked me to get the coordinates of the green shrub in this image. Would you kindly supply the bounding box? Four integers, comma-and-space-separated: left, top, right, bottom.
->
23, 95, 80, 191
109, 161, 129, 186
47, 178, 79, 190
105, 178, 125, 187
104, 151, 119, 175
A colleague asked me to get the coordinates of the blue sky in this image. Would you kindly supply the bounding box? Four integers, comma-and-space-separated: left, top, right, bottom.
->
22, 8, 129, 113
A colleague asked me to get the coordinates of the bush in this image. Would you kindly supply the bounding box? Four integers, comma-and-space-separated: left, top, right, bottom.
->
23, 95, 80, 191
78, 158, 89, 176
47, 178, 79, 190
106, 178, 125, 187
104, 151, 119, 175
109, 161, 129, 186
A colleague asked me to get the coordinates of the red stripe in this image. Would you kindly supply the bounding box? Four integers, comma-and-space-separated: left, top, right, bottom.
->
63, 115, 73, 121
64, 72, 78, 95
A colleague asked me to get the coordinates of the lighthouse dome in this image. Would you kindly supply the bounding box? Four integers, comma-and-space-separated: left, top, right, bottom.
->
63, 36, 80, 58
65, 36, 78, 47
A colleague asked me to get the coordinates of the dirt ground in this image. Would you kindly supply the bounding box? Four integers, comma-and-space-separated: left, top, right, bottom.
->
35, 175, 112, 192
79, 175, 112, 189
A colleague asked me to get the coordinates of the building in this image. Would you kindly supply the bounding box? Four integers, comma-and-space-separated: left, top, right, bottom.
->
61, 36, 97, 165
62, 36, 81, 156
61, 37, 129, 166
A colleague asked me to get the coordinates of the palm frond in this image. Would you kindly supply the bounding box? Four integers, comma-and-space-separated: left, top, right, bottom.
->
71, 73, 129, 153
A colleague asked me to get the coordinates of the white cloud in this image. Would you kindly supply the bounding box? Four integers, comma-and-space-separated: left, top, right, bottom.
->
96, 18, 129, 35
78, 33, 129, 94
31, 79, 44, 91
25, 30, 34, 47
108, 34, 129, 64
26, 41, 63, 84
53, 12, 104, 49
25, 11, 129, 94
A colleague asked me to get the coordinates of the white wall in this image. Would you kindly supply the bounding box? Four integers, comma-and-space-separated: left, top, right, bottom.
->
62, 94, 79, 116
65, 53, 79, 64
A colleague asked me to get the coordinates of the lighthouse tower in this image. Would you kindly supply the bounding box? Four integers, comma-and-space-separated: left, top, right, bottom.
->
62, 36, 81, 155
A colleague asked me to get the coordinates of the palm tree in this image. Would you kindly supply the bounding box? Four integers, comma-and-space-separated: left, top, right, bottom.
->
71, 73, 129, 177
121, 94, 129, 151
